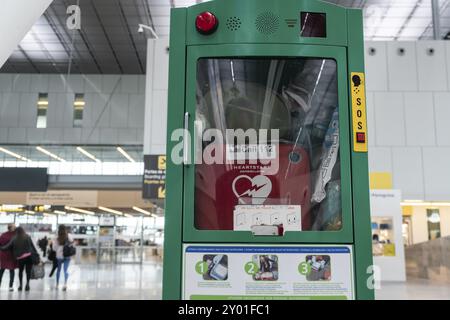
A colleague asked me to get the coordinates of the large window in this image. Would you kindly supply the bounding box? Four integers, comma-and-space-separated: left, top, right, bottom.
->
427, 209, 441, 241
194, 58, 340, 232
36, 93, 48, 128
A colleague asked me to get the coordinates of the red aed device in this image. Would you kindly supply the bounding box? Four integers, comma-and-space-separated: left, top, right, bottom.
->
195, 143, 311, 231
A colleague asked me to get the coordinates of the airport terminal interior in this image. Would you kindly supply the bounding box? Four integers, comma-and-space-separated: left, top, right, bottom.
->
1, 0, 450, 300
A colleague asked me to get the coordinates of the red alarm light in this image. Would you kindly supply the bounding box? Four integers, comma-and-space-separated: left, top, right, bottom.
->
196, 11, 218, 35
356, 132, 366, 143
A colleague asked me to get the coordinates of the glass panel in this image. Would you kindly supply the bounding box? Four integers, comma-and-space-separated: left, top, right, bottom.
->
195, 58, 341, 232
300, 12, 327, 38
427, 209, 441, 240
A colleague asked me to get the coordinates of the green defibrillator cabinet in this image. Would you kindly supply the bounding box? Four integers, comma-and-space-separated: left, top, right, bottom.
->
163, 0, 374, 300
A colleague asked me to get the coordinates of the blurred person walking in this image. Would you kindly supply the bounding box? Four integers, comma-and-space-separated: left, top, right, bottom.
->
0, 227, 39, 291
37, 236, 48, 257
52, 225, 74, 291
48, 242, 58, 277
0, 224, 18, 291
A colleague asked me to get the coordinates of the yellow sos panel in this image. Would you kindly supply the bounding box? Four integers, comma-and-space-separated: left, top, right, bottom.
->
350, 72, 368, 153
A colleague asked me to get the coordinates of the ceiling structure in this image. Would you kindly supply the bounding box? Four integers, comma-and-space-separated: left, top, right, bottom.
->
0, 144, 143, 163
1, 0, 449, 74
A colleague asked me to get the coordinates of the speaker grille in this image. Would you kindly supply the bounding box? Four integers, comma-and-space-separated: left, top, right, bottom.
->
255, 12, 280, 35
226, 17, 242, 31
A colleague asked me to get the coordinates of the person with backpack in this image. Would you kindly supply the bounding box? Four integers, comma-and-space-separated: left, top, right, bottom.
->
51, 225, 74, 291
0, 224, 18, 291
0, 227, 39, 291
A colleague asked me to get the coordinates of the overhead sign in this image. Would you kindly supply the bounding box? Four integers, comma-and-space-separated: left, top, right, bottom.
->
350, 72, 368, 153
20, 224, 52, 233
0, 168, 47, 192
26, 190, 98, 206
99, 215, 115, 226
143, 155, 166, 199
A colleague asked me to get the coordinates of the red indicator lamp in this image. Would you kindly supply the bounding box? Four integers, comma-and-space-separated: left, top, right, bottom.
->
356, 132, 366, 144
196, 11, 218, 35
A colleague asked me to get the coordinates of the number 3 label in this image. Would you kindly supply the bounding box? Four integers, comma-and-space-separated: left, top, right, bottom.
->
298, 262, 311, 276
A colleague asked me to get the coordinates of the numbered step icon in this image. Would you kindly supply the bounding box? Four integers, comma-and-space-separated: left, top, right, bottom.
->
298, 261, 311, 276
195, 261, 208, 275
244, 261, 259, 275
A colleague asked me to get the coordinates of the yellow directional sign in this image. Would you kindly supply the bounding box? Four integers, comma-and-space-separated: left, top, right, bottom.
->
143, 154, 166, 199
158, 155, 166, 170
158, 186, 166, 199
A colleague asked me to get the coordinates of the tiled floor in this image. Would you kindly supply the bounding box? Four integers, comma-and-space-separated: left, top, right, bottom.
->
0, 260, 162, 300
1, 260, 449, 300
375, 279, 450, 300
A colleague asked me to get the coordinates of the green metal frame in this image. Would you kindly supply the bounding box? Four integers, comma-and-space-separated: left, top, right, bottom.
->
347, 9, 375, 301
185, 0, 348, 47
162, 7, 186, 300
163, 0, 374, 300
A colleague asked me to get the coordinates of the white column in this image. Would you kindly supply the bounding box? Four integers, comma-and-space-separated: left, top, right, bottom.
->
0, 0, 53, 68
143, 38, 170, 155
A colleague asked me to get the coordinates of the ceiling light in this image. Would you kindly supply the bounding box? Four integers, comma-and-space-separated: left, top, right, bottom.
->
36, 146, 66, 162
54, 210, 66, 215
0, 205, 24, 211
0, 147, 30, 162
37, 101, 48, 106
24, 210, 34, 214
65, 206, 95, 215
132, 206, 151, 216
77, 147, 100, 163
401, 201, 450, 207
124, 214, 134, 218
98, 206, 123, 215
73, 101, 85, 107
401, 202, 432, 206
116, 147, 136, 163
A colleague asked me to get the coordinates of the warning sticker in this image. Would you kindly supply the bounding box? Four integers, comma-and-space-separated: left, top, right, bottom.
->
350, 72, 368, 153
